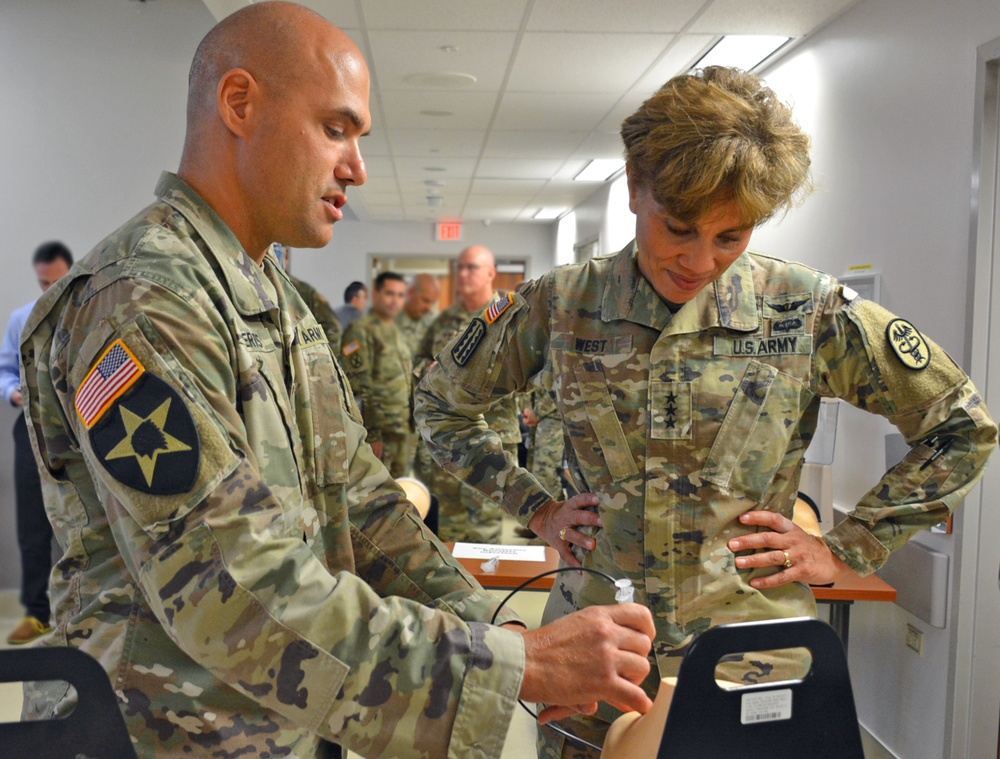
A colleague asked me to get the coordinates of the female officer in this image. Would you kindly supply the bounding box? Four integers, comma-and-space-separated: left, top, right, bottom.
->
415, 66, 997, 758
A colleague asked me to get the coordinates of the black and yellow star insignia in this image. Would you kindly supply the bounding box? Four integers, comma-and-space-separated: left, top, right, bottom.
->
90, 373, 200, 495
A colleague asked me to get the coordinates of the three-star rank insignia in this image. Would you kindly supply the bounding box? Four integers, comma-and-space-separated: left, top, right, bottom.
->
85, 359, 201, 495
886, 318, 931, 370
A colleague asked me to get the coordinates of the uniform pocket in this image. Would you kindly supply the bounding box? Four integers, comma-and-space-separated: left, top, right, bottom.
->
572, 361, 639, 482
702, 360, 803, 501
300, 343, 350, 487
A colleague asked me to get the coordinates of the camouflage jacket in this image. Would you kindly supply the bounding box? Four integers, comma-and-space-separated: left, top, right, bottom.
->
415, 298, 521, 446
289, 274, 342, 355
341, 312, 413, 440
416, 241, 996, 680
20, 173, 524, 759
396, 310, 437, 358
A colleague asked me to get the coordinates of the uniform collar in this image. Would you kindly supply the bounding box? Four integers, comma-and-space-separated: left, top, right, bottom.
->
600, 242, 758, 335
155, 172, 278, 316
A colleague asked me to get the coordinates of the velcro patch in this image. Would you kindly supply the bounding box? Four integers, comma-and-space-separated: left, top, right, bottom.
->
485, 293, 514, 324
89, 373, 200, 495
451, 317, 486, 366
343, 340, 360, 356
75, 340, 145, 429
886, 318, 931, 370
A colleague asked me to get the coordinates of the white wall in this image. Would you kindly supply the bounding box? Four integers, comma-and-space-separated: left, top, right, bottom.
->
741, 1, 1000, 756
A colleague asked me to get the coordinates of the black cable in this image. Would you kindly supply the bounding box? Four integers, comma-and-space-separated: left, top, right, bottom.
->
490, 565, 623, 753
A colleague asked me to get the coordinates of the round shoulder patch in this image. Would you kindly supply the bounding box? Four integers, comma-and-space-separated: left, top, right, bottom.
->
89, 373, 201, 495
885, 318, 931, 370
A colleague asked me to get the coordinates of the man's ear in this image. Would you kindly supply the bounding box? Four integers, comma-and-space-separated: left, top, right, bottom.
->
217, 68, 258, 138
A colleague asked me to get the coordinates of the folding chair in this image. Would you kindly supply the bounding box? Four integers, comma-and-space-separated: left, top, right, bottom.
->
0, 646, 137, 758
658, 617, 865, 758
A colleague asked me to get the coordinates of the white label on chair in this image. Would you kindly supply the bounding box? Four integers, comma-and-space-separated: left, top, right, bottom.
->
740, 688, 793, 725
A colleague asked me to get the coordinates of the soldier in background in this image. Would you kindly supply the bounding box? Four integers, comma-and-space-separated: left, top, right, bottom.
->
414, 245, 520, 544
396, 273, 440, 352
416, 66, 997, 757
334, 280, 366, 330
18, 4, 657, 756
341, 271, 413, 478
289, 273, 342, 354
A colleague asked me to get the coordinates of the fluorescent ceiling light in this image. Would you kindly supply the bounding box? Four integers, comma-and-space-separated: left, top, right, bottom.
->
574, 159, 626, 183
693, 35, 791, 72
534, 207, 566, 220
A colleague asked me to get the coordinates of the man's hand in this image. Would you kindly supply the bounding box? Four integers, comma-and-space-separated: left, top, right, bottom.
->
528, 494, 602, 567
370, 440, 384, 460
727, 510, 852, 588
11, 390, 23, 407
518, 604, 655, 723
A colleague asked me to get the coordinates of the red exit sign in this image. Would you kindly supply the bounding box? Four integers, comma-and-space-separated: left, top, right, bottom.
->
435, 222, 463, 242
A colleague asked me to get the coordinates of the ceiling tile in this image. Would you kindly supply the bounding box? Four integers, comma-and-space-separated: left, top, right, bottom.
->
482, 130, 587, 160
507, 33, 675, 93
690, 0, 858, 36
471, 179, 548, 196
393, 156, 478, 180
475, 158, 568, 181
390, 130, 485, 158
359, 0, 530, 31
493, 91, 620, 132
527, 0, 705, 33
379, 90, 500, 131
369, 30, 516, 92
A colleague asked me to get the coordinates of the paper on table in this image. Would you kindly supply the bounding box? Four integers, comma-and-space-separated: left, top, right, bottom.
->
450, 543, 548, 562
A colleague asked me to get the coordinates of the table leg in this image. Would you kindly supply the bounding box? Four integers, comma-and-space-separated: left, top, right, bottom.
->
827, 601, 852, 653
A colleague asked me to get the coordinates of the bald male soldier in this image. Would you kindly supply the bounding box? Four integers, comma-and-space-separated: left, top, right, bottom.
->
396, 273, 441, 352
414, 245, 521, 543
19, 4, 655, 758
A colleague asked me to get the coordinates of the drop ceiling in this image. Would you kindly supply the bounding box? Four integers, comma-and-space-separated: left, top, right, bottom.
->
202, 0, 857, 224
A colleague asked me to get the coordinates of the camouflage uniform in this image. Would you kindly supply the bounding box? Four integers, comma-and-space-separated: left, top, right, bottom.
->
414, 297, 520, 544
20, 173, 526, 759
396, 310, 437, 357
341, 312, 414, 479
416, 242, 997, 756
289, 274, 342, 355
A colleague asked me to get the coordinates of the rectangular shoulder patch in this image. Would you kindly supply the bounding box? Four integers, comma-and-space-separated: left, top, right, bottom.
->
75, 339, 145, 429
714, 335, 813, 357
485, 293, 514, 324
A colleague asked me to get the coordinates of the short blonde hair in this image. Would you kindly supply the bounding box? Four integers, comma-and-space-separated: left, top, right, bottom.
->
621, 66, 812, 226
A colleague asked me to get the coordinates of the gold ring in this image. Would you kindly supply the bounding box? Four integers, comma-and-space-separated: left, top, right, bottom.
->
559, 527, 569, 541
783, 551, 793, 569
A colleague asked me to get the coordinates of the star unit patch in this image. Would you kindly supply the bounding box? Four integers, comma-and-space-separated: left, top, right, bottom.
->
485, 293, 513, 324
886, 318, 931, 370
89, 373, 201, 495
451, 317, 486, 366
75, 340, 145, 429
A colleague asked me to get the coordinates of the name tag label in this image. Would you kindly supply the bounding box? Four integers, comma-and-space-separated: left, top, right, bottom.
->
714, 335, 812, 357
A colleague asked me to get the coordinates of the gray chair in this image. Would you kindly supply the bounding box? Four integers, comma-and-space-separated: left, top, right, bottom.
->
0, 646, 137, 758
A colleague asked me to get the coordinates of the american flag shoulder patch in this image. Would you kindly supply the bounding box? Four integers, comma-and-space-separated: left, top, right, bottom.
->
75, 340, 145, 429
485, 293, 514, 324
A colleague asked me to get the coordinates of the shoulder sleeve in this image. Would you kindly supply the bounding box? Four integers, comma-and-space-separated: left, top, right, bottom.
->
414, 278, 555, 523
814, 287, 997, 574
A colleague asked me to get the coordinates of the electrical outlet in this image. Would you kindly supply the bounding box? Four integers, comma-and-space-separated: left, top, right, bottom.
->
905, 623, 924, 656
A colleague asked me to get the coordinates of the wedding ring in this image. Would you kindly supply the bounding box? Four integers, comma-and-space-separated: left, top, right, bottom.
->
559, 527, 569, 541
783, 551, 793, 569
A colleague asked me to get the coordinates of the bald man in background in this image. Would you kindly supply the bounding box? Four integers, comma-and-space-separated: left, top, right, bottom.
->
18, 3, 654, 757
414, 245, 522, 543
396, 273, 440, 352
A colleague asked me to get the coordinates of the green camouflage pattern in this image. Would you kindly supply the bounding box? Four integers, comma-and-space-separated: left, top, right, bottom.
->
289, 274, 342, 355
396, 309, 437, 358
415, 241, 997, 745
526, 388, 565, 500
19, 172, 526, 759
341, 312, 414, 443
415, 298, 522, 543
